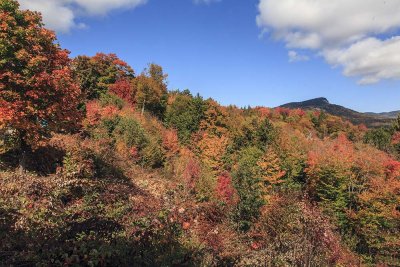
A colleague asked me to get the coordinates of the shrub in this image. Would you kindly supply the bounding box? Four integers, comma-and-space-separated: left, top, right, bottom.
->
363, 127, 392, 152
232, 147, 265, 231
113, 117, 148, 150
141, 137, 165, 168
99, 93, 125, 109
62, 144, 96, 179
216, 172, 237, 205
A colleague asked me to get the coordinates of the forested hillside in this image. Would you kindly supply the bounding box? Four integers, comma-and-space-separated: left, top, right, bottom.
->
1, 1, 400, 266
280, 98, 396, 127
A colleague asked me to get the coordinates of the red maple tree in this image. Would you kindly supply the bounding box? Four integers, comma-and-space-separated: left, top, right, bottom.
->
0, 1, 82, 169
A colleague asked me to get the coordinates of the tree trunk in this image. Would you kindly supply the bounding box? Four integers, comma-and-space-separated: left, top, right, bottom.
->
18, 135, 29, 175
141, 99, 146, 116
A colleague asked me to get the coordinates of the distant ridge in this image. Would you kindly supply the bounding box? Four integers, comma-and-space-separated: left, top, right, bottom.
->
280, 97, 399, 127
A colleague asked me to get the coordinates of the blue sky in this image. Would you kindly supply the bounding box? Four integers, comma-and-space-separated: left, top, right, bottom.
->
21, 0, 400, 112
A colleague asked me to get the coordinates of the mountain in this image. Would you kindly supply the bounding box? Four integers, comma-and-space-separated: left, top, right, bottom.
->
280, 97, 399, 127
365, 111, 400, 119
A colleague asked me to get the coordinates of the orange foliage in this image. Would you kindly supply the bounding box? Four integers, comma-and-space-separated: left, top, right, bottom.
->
84, 101, 119, 127
0, 4, 82, 148
258, 148, 286, 189
197, 132, 229, 172
162, 129, 180, 157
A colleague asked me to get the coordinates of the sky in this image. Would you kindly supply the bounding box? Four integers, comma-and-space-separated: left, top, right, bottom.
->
18, 0, 400, 112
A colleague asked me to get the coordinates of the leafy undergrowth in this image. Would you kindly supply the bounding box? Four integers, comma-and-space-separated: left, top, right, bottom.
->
0, 171, 358, 267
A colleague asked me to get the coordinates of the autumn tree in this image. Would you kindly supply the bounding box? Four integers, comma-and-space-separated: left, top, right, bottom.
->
197, 132, 229, 173
363, 127, 392, 152
165, 90, 206, 143
232, 147, 265, 231
72, 53, 135, 100
306, 135, 355, 232
134, 63, 168, 118
257, 148, 286, 194
200, 99, 229, 136
109, 78, 134, 104
231, 117, 275, 151
0, 0, 81, 170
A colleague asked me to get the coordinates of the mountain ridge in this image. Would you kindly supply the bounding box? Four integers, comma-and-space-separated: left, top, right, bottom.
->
280, 97, 399, 127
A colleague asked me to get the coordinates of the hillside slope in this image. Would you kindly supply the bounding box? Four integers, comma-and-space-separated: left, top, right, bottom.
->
280, 97, 396, 127
1, 4, 400, 265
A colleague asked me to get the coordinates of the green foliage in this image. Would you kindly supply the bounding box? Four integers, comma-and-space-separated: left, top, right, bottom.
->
140, 136, 165, 168
231, 117, 276, 152
393, 114, 400, 132
72, 53, 135, 100
314, 168, 350, 232
99, 93, 125, 109
195, 167, 217, 202
363, 127, 392, 151
232, 147, 265, 231
63, 149, 96, 179
113, 117, 148, 150
255, 118, 277, 148
134, 63, 168, 119
165, 91, 206, 143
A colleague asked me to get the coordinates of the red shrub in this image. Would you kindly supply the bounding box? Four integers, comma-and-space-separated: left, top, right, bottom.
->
384, 159, 400, 179
183, 159, 201, 191
216, 172, 237, 205
292, 108, 306, 117
85, 101, 102, 126
392, 132, 400, 145
275, 107, 291, 118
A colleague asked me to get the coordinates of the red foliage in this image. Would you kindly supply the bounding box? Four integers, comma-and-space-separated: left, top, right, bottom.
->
384, 159, 400, 179
358, 124, 368, 132
129, 147, 140, 161
109, 79, 134, 104
85, 101, 119, 127
0, 3, 81, 148
306, 134, 355, 183
313, 110, 322, 117
85, 101, 102, 126
182, 221, 191, 230
256, 107, 272, 118
102, 105, 119, 118
292, 108, 306, 117
392, 132, 400, 145
183, 159, 201, 191
250, 241, 262, 250
216, 172, 237, 205
275, 107, 291, 118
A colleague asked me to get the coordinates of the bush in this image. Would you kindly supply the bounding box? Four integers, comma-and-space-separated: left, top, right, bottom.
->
99, 93, 125, 109
232, 147, 265, 231
113, 117, 148, 150
62, 144, 96, 179
363, 127, 392, 151
141, 137, 165, 168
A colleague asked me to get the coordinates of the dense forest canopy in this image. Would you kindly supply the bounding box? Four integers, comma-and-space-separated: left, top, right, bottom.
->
1, 1, 399, 266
